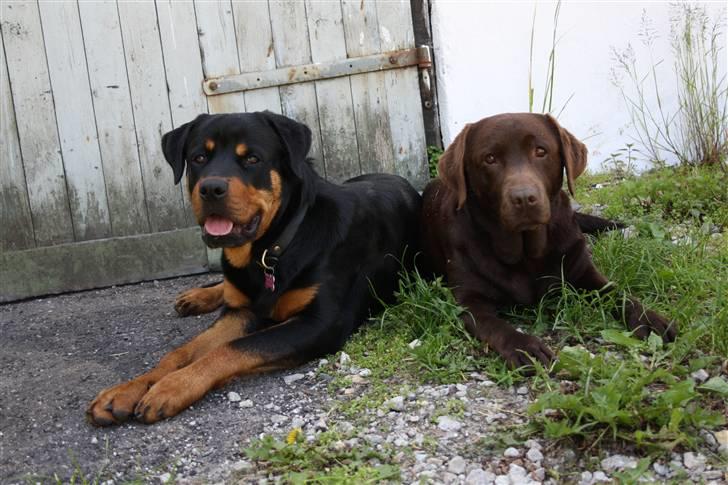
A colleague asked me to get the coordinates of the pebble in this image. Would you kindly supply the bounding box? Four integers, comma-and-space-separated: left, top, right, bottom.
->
383, 396, 405, 412
350, 375, 367, 384
437, 415, 463, 432
653, 462, 669, 476
524, 439, 542, 450
465, 468, 495, 484
448, 456, 467, 474
358, 368, 371, 377
270, 414, 287, 424
715, 429, 728, 446
408, 339, 422, 349
231, 460, 252, 472
592, 471, 608, 482
239, 399, 253, 408
90, 436, 98, 444
283, 373, 305, 385
158, 472, 172, 483
507, 463, 527, 481
579, 471, 592, 485
494, 476, 509, 485
503, 447, 521, 458
227, 391, 242, 402
526, 447, 543, 462
531, 467, 545, 481
683, 452, 706, 469
516, 386, 529, 395
690, 369, 710, 383
600, 454, 637, 472
339, 352, 351, 367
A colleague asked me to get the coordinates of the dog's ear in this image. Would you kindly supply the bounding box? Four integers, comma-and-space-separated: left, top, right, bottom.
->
161, 114, 208, 185
258, 111, 312, 179
438, 123, 471, 210
545, 114, 587, 196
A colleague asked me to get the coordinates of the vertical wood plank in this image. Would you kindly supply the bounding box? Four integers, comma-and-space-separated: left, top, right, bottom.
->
156, 0, 209, 222
305, 0, 360, 182
231, 1, 281, 114
118, 0, 187, 232
0, 29, 35, 251
39, 0, 112, 241
376, 0, 428, 188
78, 0, 150, 237
1, 1, 74, 246
269, 1, 324, 175
341, 0, 396, 175
194, 0, 246, 114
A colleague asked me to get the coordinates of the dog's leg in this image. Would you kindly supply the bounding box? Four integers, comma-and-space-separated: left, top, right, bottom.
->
453, 288, 555, 368
87, 308, 252, 426
134, 317, 330, 423
175, 281, 224, 316
569, 263, 677, 341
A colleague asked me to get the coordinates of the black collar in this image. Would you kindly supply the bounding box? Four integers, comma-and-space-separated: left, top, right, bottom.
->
260, 202, 309, 270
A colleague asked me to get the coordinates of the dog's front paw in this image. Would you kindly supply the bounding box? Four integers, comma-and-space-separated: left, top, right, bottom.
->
134, 372, 201, 424
497, 332, 555, 369
626, 304, 677, 342
87, 378, 151, 426
174, 285, 223, 317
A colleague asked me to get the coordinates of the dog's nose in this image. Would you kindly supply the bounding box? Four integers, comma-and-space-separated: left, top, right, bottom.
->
509, 186, 540, 209
199, 178, 228, 201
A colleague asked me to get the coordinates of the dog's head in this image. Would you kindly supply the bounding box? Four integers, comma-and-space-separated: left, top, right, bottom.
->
161, 111, 314, 248
439, 113, 587, 231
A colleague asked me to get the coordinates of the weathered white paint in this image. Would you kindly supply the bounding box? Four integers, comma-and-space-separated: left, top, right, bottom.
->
341, 0, 396, 175
78, 0, 150, 237
0, 32, 34, 250
431, 1, 727, 171
39, 1, 112, 241
1, 1, 74, 246
305, 0, 361, 182
232, 2, 282, 113
118, 0, 186, 231
194, 0, 247, 114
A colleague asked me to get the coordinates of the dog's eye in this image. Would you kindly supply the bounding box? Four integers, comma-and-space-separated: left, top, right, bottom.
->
484, 154, 497, 165
535, 147, 547, 157
244, 155, 260, 166
193, 154, 207, 164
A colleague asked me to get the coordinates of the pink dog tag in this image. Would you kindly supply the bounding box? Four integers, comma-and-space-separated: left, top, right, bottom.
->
264, 272, 276, 292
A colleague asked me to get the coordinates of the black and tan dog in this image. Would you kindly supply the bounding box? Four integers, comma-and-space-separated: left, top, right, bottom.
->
87, 112, 420, 425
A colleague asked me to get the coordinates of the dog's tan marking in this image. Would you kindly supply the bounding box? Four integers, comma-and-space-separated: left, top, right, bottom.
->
271, 285, 320, 321
223, 278, 250, 308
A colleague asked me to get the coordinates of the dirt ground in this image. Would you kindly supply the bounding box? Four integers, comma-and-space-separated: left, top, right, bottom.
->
0, 274, 324, 483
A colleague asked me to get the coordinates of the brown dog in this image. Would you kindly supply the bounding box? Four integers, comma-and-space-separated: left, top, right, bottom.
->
421, 113, 676, 368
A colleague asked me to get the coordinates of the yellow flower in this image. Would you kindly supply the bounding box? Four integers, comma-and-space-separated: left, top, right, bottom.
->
286, 427, 302, 445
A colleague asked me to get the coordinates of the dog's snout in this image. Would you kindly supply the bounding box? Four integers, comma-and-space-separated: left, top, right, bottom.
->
199, 178, 228, 201
509, 186, 540, 209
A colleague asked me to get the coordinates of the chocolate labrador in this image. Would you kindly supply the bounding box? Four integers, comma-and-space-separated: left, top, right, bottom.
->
421, 113, 676, 368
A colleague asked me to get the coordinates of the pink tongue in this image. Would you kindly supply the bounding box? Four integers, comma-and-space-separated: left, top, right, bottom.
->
204, 216, 234, 236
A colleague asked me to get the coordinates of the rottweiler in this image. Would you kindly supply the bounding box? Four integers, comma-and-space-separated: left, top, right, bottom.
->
87, 112, 421, 425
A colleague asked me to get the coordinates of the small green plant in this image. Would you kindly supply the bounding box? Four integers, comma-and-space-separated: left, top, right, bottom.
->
602, 143, 640, 177
244, 430, 399, 484
427, 145, 443, 179
611, 4, 728, 167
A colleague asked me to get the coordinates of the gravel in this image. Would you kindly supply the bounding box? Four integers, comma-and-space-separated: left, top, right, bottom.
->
2, 274, 725, 484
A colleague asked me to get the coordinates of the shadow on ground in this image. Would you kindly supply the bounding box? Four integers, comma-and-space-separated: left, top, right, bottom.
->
0, 274, 322, 483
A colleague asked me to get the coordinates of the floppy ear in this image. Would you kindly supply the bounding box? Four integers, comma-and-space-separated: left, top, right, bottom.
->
161, 114, 208, 185
258, 110, 312, 180
438, 123, 471, 210
544, 114, 587, 196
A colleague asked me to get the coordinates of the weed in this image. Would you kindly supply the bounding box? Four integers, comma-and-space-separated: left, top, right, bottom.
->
244, 430, 399, 484
427, 145, 443, 179
611, 4, 728, 167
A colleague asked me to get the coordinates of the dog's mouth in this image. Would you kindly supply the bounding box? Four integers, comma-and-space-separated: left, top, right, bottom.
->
201, 213, 261, 248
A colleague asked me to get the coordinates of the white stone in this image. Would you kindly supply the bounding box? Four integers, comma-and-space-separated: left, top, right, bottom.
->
465, 468, 495, 485
719, 444, 728, 457
158, 473, 172, 483
494, 476, 510, 485
437, 415, 463, 432
578, 471, 592, 485
239, 399, 253, 408
90, 436, 98, 444
358, 368, 372, 377
516, 386, 529, 395
448, 456, 467, 474
531, 467, 545, 481
384, 396, 405, 411
231, 460, 252, 472
601, 454, 637, 472
592, 471, 609, 482
283, 373, 305, 385
508, 463, 527, 480
526, 448, 543, 462
652, 462, 669, 476
351, 375, 367, 384
317, 358, 328, 367
714, 429, 728, 446
291, 417, 305, 429
690, 369, 710, 382
682, 452, 706, 469
408, 339, 422, 349
339, 352, 351, 366
415, 452, 428, 462
503, 447, 521, 458
270, 414, 287, 424
227, 391, 242, 402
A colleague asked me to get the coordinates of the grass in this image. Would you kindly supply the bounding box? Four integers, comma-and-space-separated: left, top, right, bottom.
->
247, 164, 727, 481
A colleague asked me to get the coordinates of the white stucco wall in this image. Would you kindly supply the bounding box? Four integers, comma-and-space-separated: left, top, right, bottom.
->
431, 1, 727, 171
